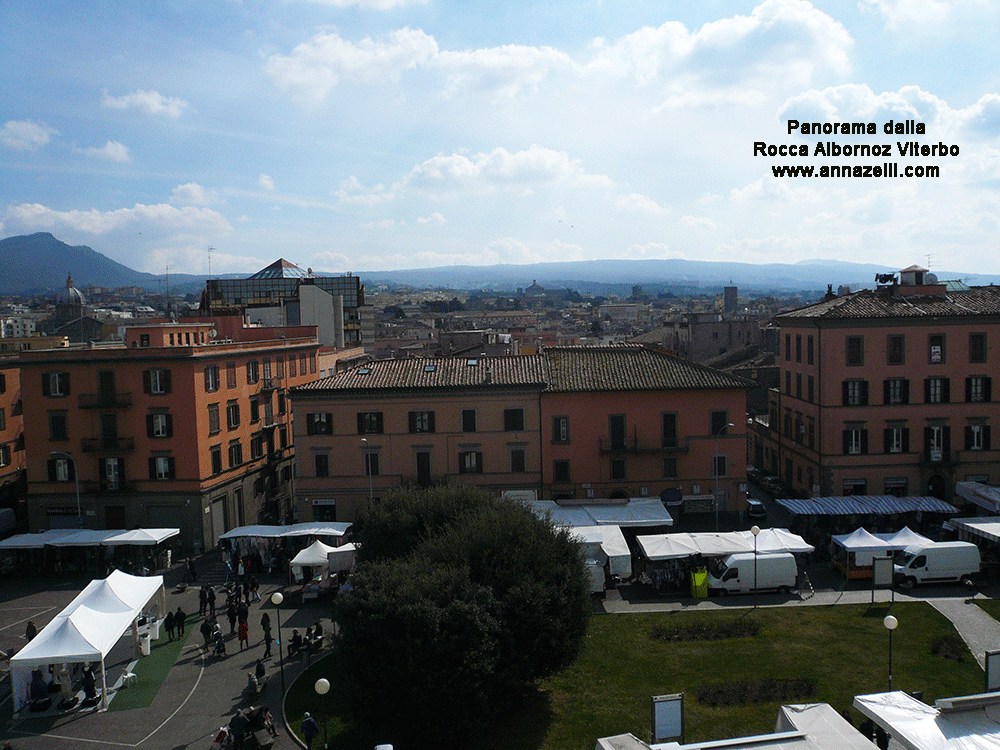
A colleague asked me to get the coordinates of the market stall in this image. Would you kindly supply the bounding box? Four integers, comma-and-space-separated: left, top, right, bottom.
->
831, 528, 895, 578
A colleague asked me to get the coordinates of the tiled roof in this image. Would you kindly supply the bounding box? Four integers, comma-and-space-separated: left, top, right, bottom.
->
777, 287, 1000, 320
541, 345, 753, 392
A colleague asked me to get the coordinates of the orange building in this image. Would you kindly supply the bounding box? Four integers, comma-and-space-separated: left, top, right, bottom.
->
750, 266, 1000, 500
0, 356, 26, 525
291, 345, 750, 523
22, 318, 321, 552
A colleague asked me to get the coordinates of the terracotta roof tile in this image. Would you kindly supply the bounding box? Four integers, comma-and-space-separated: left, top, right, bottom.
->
778, 287, 1000, 320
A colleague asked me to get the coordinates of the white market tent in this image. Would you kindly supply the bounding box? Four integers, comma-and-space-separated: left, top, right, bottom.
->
569, 526, 632, 578
527, 499, 674, 528
10, 570, 165, 712
0, 529, 76, 549
955, 481, 1000, 515
101, 529, 179, 546
854, 690, 1000, 750
775, 703, 885, 750
290, 540, 339, 568
219, 522, 352, 540
832, 528, 895, 568
873, 526, 933, 550
0, 528, 179, 550
637, 529, 814, 562
327, 543, 358, 573
945, 517, 1000, 545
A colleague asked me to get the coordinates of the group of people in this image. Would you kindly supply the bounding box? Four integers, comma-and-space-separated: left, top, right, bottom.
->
162, 606, 188, 641
286, 621, 324, 659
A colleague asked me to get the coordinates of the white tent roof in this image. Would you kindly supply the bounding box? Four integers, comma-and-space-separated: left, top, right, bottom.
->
946, 518, 1000, 545
637, 530, 813, 562
955, 482, 1000, 514
832, 528, 894, 552
0, 529, 76, 549
753, 528, 816, 555
570, 525, 632, 578
290, 540, 339, 567
219, 522, 352, 539
527, 498, 673, 528
46, 529, 123, 547
775, 703, 880, 749
854, 690, 1000, 750
873, 527, 933, 550
327, 543, 358, 573
101, 528, 179, 546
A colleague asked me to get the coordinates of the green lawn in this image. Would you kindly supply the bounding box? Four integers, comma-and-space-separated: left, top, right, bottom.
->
286, 602, 984, 749
108, 627, 193, 711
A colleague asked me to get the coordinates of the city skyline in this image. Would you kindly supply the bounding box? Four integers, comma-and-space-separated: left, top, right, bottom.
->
2, 1, 999, 276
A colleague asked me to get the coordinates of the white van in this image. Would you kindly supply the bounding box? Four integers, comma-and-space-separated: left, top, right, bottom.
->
708, 552, 797, 595
894, 542, 980, 588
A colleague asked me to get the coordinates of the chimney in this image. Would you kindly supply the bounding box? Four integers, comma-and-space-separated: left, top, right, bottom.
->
824, 284, 837, 301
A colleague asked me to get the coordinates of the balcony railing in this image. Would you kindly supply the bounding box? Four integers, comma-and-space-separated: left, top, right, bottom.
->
81, 436, 135, 453
598, 437, 688, 454
79, 392, 133, 409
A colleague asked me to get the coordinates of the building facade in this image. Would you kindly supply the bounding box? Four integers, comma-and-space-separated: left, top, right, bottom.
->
291, 345, 750, 523
22, 318, 321, 552
750, 267, 1000, 500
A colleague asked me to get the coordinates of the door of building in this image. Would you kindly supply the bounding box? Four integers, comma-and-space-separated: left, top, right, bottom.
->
416, 452, 431, 487
609, 415, 626, 450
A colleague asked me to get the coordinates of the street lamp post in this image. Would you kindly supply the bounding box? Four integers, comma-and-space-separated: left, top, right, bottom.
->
751, 525, 760, 609
713, 422, 735, 531
315, 677, 330, 749
49, 451, 81, 527
271, 592, 286, 700
884, 614, 898, 691
361, 438, 372, 504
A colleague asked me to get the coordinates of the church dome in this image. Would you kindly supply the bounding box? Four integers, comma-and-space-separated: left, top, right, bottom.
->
65, 273, 86, 305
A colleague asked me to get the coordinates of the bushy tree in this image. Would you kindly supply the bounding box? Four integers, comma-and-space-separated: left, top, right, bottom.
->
336, 486, 591, 746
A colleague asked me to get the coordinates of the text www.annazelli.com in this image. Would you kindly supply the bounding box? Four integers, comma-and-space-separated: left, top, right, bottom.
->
771, 164, 939, 178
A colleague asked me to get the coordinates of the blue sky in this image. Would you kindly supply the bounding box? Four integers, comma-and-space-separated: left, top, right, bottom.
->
2, 0, 999, 276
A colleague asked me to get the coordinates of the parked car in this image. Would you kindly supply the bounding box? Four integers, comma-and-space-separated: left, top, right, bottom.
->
759, 476, 785, 496
747, 466, 763, 484
746, 498, 767, 520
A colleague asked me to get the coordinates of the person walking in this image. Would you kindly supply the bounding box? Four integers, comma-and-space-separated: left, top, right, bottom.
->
174, 606, 186, 637
207, 585, 217, 617
249, 575, 260, 603
227, 601, 238, 634
164, 609, 176, 641
302, 712, 319, 750
260, 611, 272, 658
237, 601, 249, 626
187, 557, 197, 583
25, 620, 37, 642
238, 620, 249, 650
199, 585, 208, 617
200, 618, 213, 648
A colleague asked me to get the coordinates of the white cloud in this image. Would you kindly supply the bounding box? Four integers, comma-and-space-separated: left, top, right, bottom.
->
416, 212, 446, 225
259, 174, 275, 191
78, 140, 131, 162
615, 192, 669, 215
101, 89, 188, 118
860, 0, 982, 27
4, 202, 231, 239
679, 215, 717, 229
1, 120, 58, 151
171, 183, 223, 206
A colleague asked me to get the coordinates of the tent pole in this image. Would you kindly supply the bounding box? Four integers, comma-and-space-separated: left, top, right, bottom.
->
132, 620, 141, 658
99, 659, 108, 711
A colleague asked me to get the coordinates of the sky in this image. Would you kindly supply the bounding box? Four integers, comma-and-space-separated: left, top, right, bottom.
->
2, 0, 999, 277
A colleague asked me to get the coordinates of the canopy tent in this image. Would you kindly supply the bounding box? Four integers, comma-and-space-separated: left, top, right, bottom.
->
327, 543, 358, 573
101, 529, 179, 546
9, 570, 165, 711
637, 529, 813, 562
219, 522, 352, 540
832, 528, 895, 569
0, 528, 178, 550
854, 690, 1000, 750
775, 703, 885, 750
955, 482, 1000, 515
290, 540, 339, 567
0, 529, 76, 549
569, 525, 632, 578
777, 496, 959, 516
873, 526, 933, 550
945, 518, 1000, 545
526, 498, 674, 528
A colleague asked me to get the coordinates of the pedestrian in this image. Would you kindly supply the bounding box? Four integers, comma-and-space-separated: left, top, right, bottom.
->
227, 601, 238, 634
302, 712, 319, 750
244, 580, 251, 606
225, 559, 234, 583
238, 620, 249, 650
261, 611, 272, 658
200, 618, 213, 648
164, 609, 176, 641
207, 585, 217, 617
237, 601, 249, 625
229, 708, 249, 750
25, 620, 37, 642
175, 606, 186, 637
249, 575, 260, 603
187, 557, 197, 583
199, 585, 208, 617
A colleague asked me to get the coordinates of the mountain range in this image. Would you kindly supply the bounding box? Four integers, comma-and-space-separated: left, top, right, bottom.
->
3, 232, 998, 297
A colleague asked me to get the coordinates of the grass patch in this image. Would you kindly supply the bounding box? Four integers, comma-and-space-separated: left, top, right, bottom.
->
285, 603, 982, 749
696, 677, 816, 707
974, 598, 1000, 622
649, 617, 761, 642
107, 628, 193, 711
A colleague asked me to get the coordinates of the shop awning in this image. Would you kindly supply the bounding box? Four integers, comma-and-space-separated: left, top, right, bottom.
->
777, 496, 959, 516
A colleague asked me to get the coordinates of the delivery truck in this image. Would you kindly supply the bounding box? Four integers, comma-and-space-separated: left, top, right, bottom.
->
707, 552, 797, 595
893, 541, 980, 588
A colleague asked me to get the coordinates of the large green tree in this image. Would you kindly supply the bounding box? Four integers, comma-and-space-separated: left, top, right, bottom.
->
336, 486, 591, 747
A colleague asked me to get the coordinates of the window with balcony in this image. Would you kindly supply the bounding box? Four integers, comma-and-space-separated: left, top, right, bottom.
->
149, 455, 175, 480
843, 427, 868, 455
101, 457, 123, 491
408, 410, 435, 434
846, 336, 864, 366
884, 426, 909, 454
663, 457, 678, 478
967, 376, 992, 403
611, 458, 626, 480
966, 424, 991, 451
925, 377, 950, 404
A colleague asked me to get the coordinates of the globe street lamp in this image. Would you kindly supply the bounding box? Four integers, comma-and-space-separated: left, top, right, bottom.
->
49, 451, 82, 527
271, 592, 286, 700
884, 614, 898, 691
713, 422, 735, 531
751, 525, 761, 609
314, 677, 331, 749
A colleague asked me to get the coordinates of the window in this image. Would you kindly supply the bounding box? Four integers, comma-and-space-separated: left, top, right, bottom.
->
277, 391, 286, 415
210, 445, 222, 475
310, 355, 317, 375
279, 425, 288, 448
143, 369, 171, 395
226, 401, 241, 429
357, 412, 384, 434
846, 336, 864, 366
843, 379, 868, 406
246, 360, 260, 384
785, 371, 791, 395
0, 445, 10, 467
458, 451, 482, 474
462, 410, 477, 433
967, 376, 992, 403
785, 334, 791, 361
712, 454, 727, 478
364, 452, 380, 476
887, 335, 905, 365
227, 362, 237, 388
929, 334, 945, 363
42, 371, 71, 397
299, 354, 308, 375
806, 417, 815, 448
884, 426, 909, 454
966, 425, 991, 451
204, 365, 220, 392
289, 356, 297, 378
843, 427, 868, 455
47, 457, 74, 482
661, 413, 678, 448
610, 458, 626, 480
208, 403, 220, 435
0, 373, 5, 393
276, 357, 285, 379
925, 377, 950, 404
884, 378, 909, 405
147, 412, 172, 438
970, 333, 987, 364
101, 457, 123, 490
408, 410, 436, 434
262, 359, 272, 386
306, 413, 333, 435
250, 433, 264, 459
49, 412, 68, 441
250, 398, 260, 424
710, 410, 729, 436
553, 416, 570, 444
926, 425, 950, 462
807, 336, 814, 365
807, 376, 815, 404
149, 455, 175, 480
139, 334, 150, 347
663, 457, 678, 478
795, 373, 802, 399
504, 408, 525, 431
553, 459, 570, 482
228, 441, 243, 468
314, 454, 330, 477
511, 449, 526, 473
